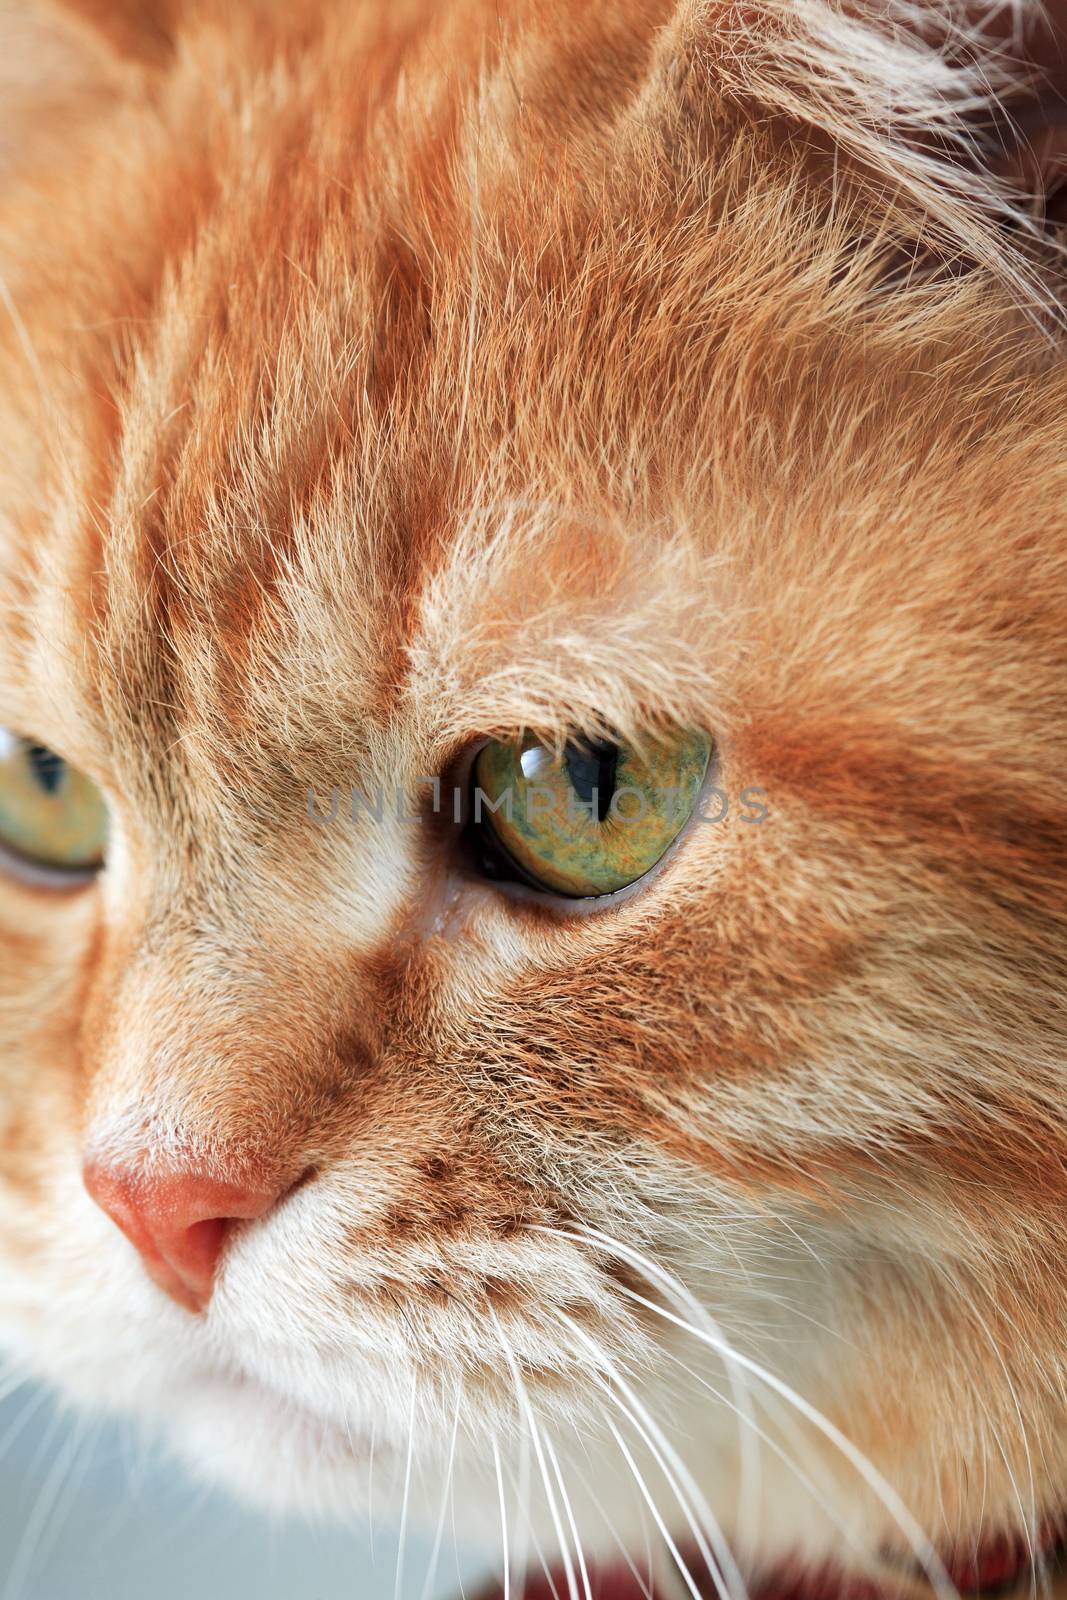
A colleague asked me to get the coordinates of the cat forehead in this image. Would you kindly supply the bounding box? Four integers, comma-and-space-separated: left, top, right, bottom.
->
10, 17, 754, 785
1, 0, 1057, 798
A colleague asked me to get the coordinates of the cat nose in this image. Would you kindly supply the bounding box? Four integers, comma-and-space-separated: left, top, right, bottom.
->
83, 1159, 283, 1313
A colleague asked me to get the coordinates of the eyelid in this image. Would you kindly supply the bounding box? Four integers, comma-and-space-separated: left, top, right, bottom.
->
0, 838, 103, 894
437, 737, 490, 829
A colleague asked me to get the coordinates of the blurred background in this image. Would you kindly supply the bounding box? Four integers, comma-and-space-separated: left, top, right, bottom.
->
0, 1383, 494, 1600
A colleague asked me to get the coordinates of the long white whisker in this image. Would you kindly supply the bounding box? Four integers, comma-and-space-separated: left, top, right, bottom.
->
625, 1282, 955, 1598
2, 1406, 85, 1600
565, 1453, 657, 1600
540, 1222, 956, 1600
489, 1308, 580, 1600
418, 1381, 464, 1600
0, 1388, 50, 1470
23, 1414, 100, 1587
449, 1453, 471, 1600
549, 1221, 762, 1584
499, 1447, 563, 1600
394, 1380, 418, 1600
603, 1415, 708, 1600
955, 1288, 1039, 1597
730, 1352, 762, 1571
0, 1366, 30, 1410
660, 1345, 871, 1570
493, 1436, 512, 1600
542, 1432, 594, 1600
556, 1309, 743, 1600
513, 1401, 534, 1600
368, 1415, 379, 1565
520, 1508, 563, 1600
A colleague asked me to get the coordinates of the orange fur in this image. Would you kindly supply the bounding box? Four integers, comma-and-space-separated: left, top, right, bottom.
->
2, 0, 1067, 1587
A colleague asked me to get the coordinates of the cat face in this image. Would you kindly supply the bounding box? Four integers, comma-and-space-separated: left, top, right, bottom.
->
2, 0, 1067, 1581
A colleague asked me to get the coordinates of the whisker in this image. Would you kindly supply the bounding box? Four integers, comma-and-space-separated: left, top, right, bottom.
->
449, 1457, 471, 1600
493, 1436, 512, 1600
512, 1381, 534, 1600
519, 1508, 563, 1600
25, 1414, 100, 1585
0, 1366, 30, 1410
418, 1381, 464, 1600
2, 1407, 86, 1600
660, 1346, 867, 1566
541, 1222, 957, 1600
489, 1307, 581, 1600
543, 1432, 595, 1600
603, 1415, 710, 1600
565, 1452, 657, 1600
955, 1288, 1040, 1598
622, 1281, 955, 1598
393, 1380, 418, 1600
555, 1309, 743, 1600
555, 1219, 762, 1584
338, 1397, 376, 1564
0, 1388, 50, 1471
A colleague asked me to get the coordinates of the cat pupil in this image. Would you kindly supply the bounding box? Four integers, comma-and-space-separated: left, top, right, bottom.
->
563, 737, 618, 823
26, 743, 65, 796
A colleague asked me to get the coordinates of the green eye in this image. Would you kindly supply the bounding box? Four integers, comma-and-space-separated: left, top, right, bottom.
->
0, 729, 109, 879
471, 728, 712, 898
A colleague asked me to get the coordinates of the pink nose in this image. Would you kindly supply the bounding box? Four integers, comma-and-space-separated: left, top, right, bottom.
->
83, 1159, 282, 1313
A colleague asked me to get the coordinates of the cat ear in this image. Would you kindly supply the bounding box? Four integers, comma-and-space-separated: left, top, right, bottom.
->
0, 1, 172, 188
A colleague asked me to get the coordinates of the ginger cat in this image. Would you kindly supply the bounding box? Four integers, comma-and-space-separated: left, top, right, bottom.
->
2, 1, 1067, 1596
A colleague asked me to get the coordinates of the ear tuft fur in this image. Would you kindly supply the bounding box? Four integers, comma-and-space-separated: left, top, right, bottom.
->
978, 0, 1067, 225
655, 0, 1067, 314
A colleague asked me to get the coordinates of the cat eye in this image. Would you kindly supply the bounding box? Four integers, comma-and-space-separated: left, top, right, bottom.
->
0, 729, 109, 882
470, 728, 712, 899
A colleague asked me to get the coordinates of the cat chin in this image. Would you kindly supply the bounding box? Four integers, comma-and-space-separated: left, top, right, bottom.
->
164, 1372, 385, 1519
161, 1372, 909, 1584
161, 1373, 512, 1547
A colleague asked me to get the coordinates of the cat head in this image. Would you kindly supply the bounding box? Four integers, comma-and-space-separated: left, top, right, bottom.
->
2, 0, 1067, 1578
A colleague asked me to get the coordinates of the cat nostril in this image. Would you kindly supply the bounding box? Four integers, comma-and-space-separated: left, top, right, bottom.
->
82, 1159, 284, 1314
